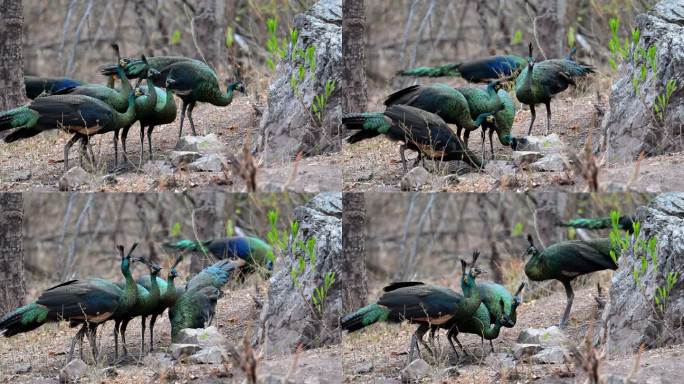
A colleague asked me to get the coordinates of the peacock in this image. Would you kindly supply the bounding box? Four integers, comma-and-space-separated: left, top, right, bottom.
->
0, 244, 142, 363
343, 104, 483, 172
478, 282, 525, 328
524, 235, 619, 327
340, 251, 485, 361
454, 80, 507, 159
0, 90, 138, 171
383, 83, 496, 151
515, 43, 595, 135
24, 76, 84, 99
136, 255, 183, 351
115, 260, 162, 357
481, 89, 516, 159
168, 259, 241, 340
121, 83, 178, 164
100, 55, 200, 87
560, 215, 635, 233
397, 55, 527, 82
163, 236, 273, 274
164, 60, 246, 139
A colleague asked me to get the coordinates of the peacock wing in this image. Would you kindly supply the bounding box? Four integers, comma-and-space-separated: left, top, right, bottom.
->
377, 285, 462, 323
30, 95, 113, 133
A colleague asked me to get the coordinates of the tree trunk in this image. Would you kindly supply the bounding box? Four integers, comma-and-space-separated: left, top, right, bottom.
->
341, 193, 368, 310
193, 0, 221, 69
531, 192, 567, 248
342, 0, 368, 114
535, 0, 566, 59
0, 0, 27, 110
190, 192, 219, 273
0, 194, 25, 312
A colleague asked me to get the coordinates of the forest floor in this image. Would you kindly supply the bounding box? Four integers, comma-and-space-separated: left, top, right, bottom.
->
341, 280, 684, 383
0, 279, 341, 384
0, 94, 341, 193
342, 80, 684, 193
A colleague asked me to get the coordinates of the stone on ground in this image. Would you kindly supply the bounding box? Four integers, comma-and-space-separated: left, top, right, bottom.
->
512, 151, 544, 168
59, 359, 87, 383
400, 167, 430, 191
188, 154, 224, 172
187, 346, 226, 364
529, 154, 568, 172
58, 167, 89, 191
175, 134, 225, 154
176, 326, 227, 348
511, 134, 564, 154
400, 359, 431, 383
143, 352, 174, 371
170, 343, 202, 360
517, 326, 566, 346
169, 151, 202, 167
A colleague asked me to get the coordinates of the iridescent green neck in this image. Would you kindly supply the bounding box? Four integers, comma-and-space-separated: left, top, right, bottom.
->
481, 312, 503, 339
116, 66, 132, 96
461, 275, 482, 314
212, 83, 238, 106
121, 259, 138, 308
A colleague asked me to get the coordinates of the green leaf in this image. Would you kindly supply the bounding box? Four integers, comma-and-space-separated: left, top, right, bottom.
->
170, 222, 181, 237
225, 27, 234, 48
512, 222, 524, 237
567, 27, 576, 48
511, 30, 522, 45
171, 30, 181, 45
225, 219, 234, 237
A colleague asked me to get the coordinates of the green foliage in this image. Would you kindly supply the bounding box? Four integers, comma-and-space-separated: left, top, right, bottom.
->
170, 222, 182, 237
567, 26, 576, 48
655, 271, 679, 314
654, 79, 678, 123
265, 18, 297, 72
312, 272, 336, 315
225, 27, 234, 48
512, 222, 524, 237
170, 30, 181, 45
225, 219, 234, 237
312, 80, 337, 123
511, 30, 522, 45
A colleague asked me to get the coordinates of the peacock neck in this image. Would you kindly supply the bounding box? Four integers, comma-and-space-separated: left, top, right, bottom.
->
121, 261, 138, 309
165, 276, 177, 303
115, 94, 137, 127
473, 113, 491, 127
142, 78, 157, 110
481, 313, 503, 339
212, 85, 236, 107
150, 273, 161, 303
116, 67, 132, 98
461, 278, 482, 315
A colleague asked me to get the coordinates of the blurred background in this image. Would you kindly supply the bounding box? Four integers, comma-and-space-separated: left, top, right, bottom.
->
21, 192, 311, 294
362, 192, 653, 297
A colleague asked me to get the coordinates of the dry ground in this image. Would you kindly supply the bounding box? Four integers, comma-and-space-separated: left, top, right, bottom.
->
0, 95, 341, 193
342, 279, 683, 383
342, 79, 684, 192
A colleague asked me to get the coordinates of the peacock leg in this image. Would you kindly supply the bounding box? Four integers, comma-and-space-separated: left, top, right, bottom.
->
526, 104, 536, 136
178, 101, 188, 140
187, 102, 197, 136
140, 316, 146, 355
560, 280, 575, 328
120, 319, 130, 357
149, 314, 157, 351
139, 124, 145, 166
489, 339, 495, 353
86, 324, 98, 363
112, 129, 119, 167
121, 124, 132, 165
399, 144, 409, 173
68, 326, 86, 364
488, 129, 495, 160
64, 134, 81, 171
113, 320, 120, 360
414, 323, 432, 358
445, 326, 460, 359
480, 129, 486, 164
544, 102, 552, 136
409, 333, 420, 363
463, 129, 471, 149
147, 126, 154, 161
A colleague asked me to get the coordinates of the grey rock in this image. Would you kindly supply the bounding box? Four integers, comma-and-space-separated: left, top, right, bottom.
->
175, 134, 225, 154
529, 154, 568, 172
512, 151, 544, 168
176, 327, 226, 348
355, 362, 374, 374
599, 0, 684, 162
529, 346, 569, 364
59, 359, 87, 383
170, 151, 202, 167
188, 154, 224, 172
513, 343, 544, 359
170, 343, 202, 360
259, 193, 342, 355
517, 326, 566, 346
187, 346, 226, 364
511, 134, 564, 154
13, 363, 32, 374
257, 0, 342, 163
9, 170, 31, 182
400, 167, 430, 191
143, 160, 174, 176
601, 193, 684, 352
485, 352, 516, 369
400, 359, 431, 383
58, 167, 89, 191
485, 160, 516, 178
143, 352, 173, 371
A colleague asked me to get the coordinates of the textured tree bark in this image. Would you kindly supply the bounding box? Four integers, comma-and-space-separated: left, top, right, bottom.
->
0, 0, 27, 110
532, 192, 567, 248
193, 0, 222, 69
0, 194, 25, 313
190, 192, 218, 273
341, 193, 368, 310
535, 0, 566, 59
342, 0, 368, 114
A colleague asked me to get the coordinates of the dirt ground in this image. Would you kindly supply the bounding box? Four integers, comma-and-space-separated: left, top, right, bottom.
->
0, 95, 341, 193
341, 279, 683, 384
341, 78, 684, 193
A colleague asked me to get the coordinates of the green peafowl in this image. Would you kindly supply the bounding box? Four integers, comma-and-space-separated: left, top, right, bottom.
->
343, 104, 484, 172
454, 80, 507, 160
116, 260, 162, 357
136, 255, 183, 351
24, 76, 84, 99
163, 236, 273, 273
560, 215, 635, 233
397, 55, 527, 82
100, 55, 200, 87
168, 259, 241, 341
340, 251, 485, 361
515, 43, 595, 135
164, 60, 246, 139
478, 282, 525, 328
524, 235, 619, 327
481, 89, 516, 159
383, 83, 496, 151
0, 244, 141, 363
0, 90, 138, 171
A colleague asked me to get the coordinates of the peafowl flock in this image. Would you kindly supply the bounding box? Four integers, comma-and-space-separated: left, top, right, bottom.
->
343, 104, 483, 172
524, 235, 619, 328
397, 55, 528, 83
560, 215, 635, 233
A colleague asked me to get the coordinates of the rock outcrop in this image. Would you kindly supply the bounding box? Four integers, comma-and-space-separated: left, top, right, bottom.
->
601, 193, 684, 352
258, 0, 342, 163
599, 0, 684, 162
258, 193, 343, 355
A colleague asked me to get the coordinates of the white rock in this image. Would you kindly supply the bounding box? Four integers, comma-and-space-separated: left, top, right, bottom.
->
58, 167, 89, 191
485, 352, 516, 369
485, 160, 517, 178
529, 346, 569, 364
170, 151, 202, 167
512, 151, 544, 168
529, 154, 568, 172
59, 359, 87, 383
511, 134, 564, 154
170, 343, 202, 360
400, 167, 430, 191
188, 154, 224, 172
400, 359, 431, 383
175, 134, 225, 154
176, 326, 227, 348
517, 326, 566, 346
513, 343, 544, 359
187, 346, 226, 364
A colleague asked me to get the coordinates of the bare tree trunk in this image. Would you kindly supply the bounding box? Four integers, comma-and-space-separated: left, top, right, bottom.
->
530, 192, 567, 248
193, 0, 221, 69
0, 0, 27, 110
341, 193, 368, 310
190, 192, 218, 273
535, 0, 566, 59
0, 194, 25, 312
342, 0, 368, 113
